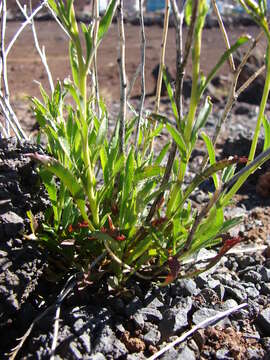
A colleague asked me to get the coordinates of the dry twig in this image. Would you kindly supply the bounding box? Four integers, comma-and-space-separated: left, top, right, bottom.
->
147, 302, 248, 360
135, 0, 146, 154
117, 0, 127, 156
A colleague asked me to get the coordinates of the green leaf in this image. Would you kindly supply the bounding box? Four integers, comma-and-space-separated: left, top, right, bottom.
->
98, 0, 118, 43
155, 142, 170, 165
163, 68, 179, 121
192, 96, 213, 139
263, 115, 270, 151
134, 165, 164, 183
166, 123, 186, 157
47, 0, 58, 14
64, 80, 83, 114
96, 114, 108, 146
201, 131, 219, 189
199, 35, 250, 97
222, 164, 236, 183
185, 0, 193, 26
81, 23, 92, 66
69, 42, 79, 88
120, 148, 135, 225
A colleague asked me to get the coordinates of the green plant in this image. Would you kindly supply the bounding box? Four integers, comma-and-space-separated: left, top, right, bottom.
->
29, 0, 270, 286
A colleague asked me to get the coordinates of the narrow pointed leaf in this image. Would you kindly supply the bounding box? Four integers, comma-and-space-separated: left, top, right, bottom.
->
166, 123, 186, 157
201, 131, 219, 189
98, 0, 118, 42
163, 68, 179, 121
199, 35, 251, 97
263, 115, 270, 151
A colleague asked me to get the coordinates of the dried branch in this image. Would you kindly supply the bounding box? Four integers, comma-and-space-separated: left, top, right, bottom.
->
154, 0, 170, 114
117, 0, 127, 156
211, 0, 235, 71
199, 30, 264, 172
148, 303, 248, 360
135, 0, 146, 154
0, 0, 27, 140
6, 1, 46, 55
91, 0, 101, 117
50, 305, 61, 360
145, 0, 197, 224
16, 0, 54, 93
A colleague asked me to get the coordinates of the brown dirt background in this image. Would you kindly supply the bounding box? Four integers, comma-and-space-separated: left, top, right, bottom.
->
6, 20, 264, 103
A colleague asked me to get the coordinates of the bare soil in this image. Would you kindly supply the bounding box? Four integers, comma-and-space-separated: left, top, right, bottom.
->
6, 21, 264, 102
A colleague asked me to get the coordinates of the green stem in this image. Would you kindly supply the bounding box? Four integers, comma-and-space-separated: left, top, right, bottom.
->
221, 38, 270, 207
167, 0, 206, 215
184, 1, 205, 144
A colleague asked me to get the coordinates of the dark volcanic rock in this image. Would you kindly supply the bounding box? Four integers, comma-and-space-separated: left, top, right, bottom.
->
256, 308, 270, 335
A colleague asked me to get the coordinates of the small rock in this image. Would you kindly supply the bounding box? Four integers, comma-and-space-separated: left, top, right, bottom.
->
235, 104, 250, 115
261, 337, 270, 352
177, 345, 196, 360
220, 299, 239, 310
125, 297, 143, 317
216, 348, 234, 360
94, 325, 128, 358
244, 285, 260, 299
159, 298, 192, 339
224, 285, 247, 302
69, 341, 83, 359
242, 270, 262, 284
193, 308, 231, 327
259, 267, 270, 282
143, 328, 161, 346
214, 284, 225, 301
0, 211, 24, 238
88, 353, 107, 360
138, 307, 163, 323
261, 283, 270, 295
246, 347, 265, 359
237, 256, 256, 269
172, 279, 198, 297
256, 308, 270, 335
132, 312, 145, 329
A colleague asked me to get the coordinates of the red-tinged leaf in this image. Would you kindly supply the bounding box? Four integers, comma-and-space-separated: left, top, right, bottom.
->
78, 221, 89, 228
108, 215, 115, 231
219, 235, 242, 256
163, 274, 175, 286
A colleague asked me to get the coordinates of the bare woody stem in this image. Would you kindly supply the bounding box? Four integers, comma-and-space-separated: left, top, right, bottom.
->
92, 0, 101, 117
146, 0, 197, 223
211, 0, 235, 71
135, 0, 146, 155
117, 0, 127, 157
199, 30, 264, 172
154, 0, 170, 114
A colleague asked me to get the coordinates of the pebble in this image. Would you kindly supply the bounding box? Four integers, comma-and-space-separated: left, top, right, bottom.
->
242, 270, 262, 284
143, 328, 161, 346
177, 345, 196, 360
138, 307, 163, 323
261, 337, 270, 352
93, 325, 128, 358
261, 282, 270, 295
159, 298, 192, 339
216, 348, 234, 360
125, 297, 144, 317
192, 308, 231, 327
259, 267, 270, 282
256, 308, 270, 335
88, 354, 107, 360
